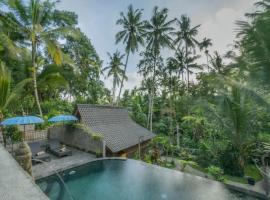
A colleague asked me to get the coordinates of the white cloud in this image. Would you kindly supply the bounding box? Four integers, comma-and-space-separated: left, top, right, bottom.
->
198, 1, 254, 55
58, 0, 255, 90
101, 71, 143, 94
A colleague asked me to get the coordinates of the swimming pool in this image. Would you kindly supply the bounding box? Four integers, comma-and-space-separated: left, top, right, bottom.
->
36, 159, 260, 200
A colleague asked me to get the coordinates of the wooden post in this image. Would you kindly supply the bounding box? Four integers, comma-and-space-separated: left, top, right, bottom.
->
102, 140, 106, 158
138, 136, 143, 160
176, 123, 180, 147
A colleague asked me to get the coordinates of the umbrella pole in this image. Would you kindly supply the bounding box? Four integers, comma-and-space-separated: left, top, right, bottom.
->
23, 125, 25, 142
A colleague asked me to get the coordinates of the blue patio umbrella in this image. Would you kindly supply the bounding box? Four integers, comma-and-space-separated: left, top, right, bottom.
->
48, 115, 78, 123
0, 116, 44, 147
0, 116, 44, 126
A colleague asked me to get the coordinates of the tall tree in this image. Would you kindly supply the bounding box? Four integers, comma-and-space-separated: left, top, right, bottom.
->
213, 79, 269, 175
63, 30, 103, 102
0, 0, 77, 116
199, 37, 212, 72
173, 15, 200, 90
142, 7, 174, 131
167, 48, 186, 82
209, 51, 224, 73
115, 4, 146, 103
0, 63, 30, 146
103, 51, 126, 104
236, 1, 270, 87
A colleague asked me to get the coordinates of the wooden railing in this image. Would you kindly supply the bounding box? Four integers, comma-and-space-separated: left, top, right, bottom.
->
24, 130, 47, 142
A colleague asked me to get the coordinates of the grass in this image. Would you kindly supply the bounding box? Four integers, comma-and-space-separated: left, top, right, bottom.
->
224, 165, 263, 184
244, 164, 263, 181
186, 162, 263, 185
189, 163, 208, 173
158, 157, 263, 185
224, 175, 247, 184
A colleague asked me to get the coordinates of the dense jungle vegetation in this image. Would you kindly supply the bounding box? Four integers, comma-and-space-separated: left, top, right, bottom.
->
1, 0, 270, 182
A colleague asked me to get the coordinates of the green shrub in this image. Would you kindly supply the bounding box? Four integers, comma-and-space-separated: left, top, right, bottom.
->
4, 126, 22, 142
179, 160, 198, 172
92, 132, 103, 141
71, 123, 103, 140
220, 144, 244, 176
207, 165, 224, 181
244, 165, 263, 181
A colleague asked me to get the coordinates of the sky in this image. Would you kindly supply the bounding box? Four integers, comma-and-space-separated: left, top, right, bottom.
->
57, 0, 255, 91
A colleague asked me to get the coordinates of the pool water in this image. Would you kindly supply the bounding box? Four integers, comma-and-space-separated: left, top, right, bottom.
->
36, 159, 260, 200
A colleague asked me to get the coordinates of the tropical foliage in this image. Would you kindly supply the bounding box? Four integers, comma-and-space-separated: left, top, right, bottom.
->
1, 0, 270, 185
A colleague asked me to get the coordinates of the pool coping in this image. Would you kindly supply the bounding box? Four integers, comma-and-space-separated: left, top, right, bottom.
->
130, 159, 269, 200
35, 157, 268, 200
34, 157, 126, 180
224, 182, 268, 200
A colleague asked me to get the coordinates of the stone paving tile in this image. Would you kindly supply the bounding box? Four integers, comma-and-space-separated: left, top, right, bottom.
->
0, 145, 48, 200
33, 148, 96, 179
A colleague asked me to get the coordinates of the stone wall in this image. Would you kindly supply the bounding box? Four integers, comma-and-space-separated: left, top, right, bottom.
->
48, 126, 103, 154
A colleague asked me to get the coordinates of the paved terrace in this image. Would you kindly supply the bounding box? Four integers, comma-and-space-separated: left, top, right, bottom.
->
33, 147, 96, 179
0, 144, 48, 200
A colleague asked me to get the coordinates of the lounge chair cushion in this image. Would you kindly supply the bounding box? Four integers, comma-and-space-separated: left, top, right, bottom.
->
36, 151, 45, 156
48, 139, 72, 157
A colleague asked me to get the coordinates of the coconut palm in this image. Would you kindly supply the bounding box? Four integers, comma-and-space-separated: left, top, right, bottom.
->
210, 51, 224, 73
167, 48, 186, 81
103, 51, 126, 104
236, 7, 270, 86
215, 80, 269, 174
199, 37, 212, 72
115, 4, 146, 103
143, 6, 174, 131
173, 15, 200, 90
0, 63, 30, 146
0, 0, 77, 116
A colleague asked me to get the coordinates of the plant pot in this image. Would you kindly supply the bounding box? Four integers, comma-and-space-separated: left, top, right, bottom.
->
247, 177, 255, 186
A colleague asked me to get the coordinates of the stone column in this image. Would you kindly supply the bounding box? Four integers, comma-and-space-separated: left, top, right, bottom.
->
102, 140, 106, 157
14, 142, 32, 176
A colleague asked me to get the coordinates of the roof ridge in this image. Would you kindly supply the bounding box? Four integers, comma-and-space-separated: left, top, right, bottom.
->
77, 104, 127, 110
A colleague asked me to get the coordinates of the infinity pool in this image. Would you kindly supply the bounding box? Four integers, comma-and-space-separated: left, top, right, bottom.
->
36, 159, 259, 200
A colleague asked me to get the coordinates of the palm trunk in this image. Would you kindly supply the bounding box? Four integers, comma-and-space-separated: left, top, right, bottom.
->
0, 112, 6, 147
149, 93, 154, 131
117, 50, 130, 105
32, 41, 43, 117
181, 71, 184, 82
112, 78, 116, 105
147, 93, 152, 129
206, 53, 210, 72
185, 42, 189, 92
169, 74, 173, 137
149, 53, 158, 132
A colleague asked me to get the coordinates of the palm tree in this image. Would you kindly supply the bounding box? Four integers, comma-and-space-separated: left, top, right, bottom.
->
167, 49, 186, 81
143, 6, 174, 131
210, 51, 224, 73
0, 63, 30, 146
236, 6, 270, 86
115, 4, 146, 103
0, 0, 77, 116
199, 37, 212, 72
103, 51, 126, 104
173, 15, 200, 91
215, 80, 269, 174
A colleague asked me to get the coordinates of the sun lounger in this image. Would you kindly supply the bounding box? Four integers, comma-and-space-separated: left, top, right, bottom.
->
28, 141, 51, 164
48, 139, 72, 157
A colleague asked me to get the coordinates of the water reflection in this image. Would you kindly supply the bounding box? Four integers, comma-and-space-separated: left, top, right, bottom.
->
37, 159, 260, 200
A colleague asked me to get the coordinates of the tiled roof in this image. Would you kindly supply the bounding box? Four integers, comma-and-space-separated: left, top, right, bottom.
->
76, 104, 155, 153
